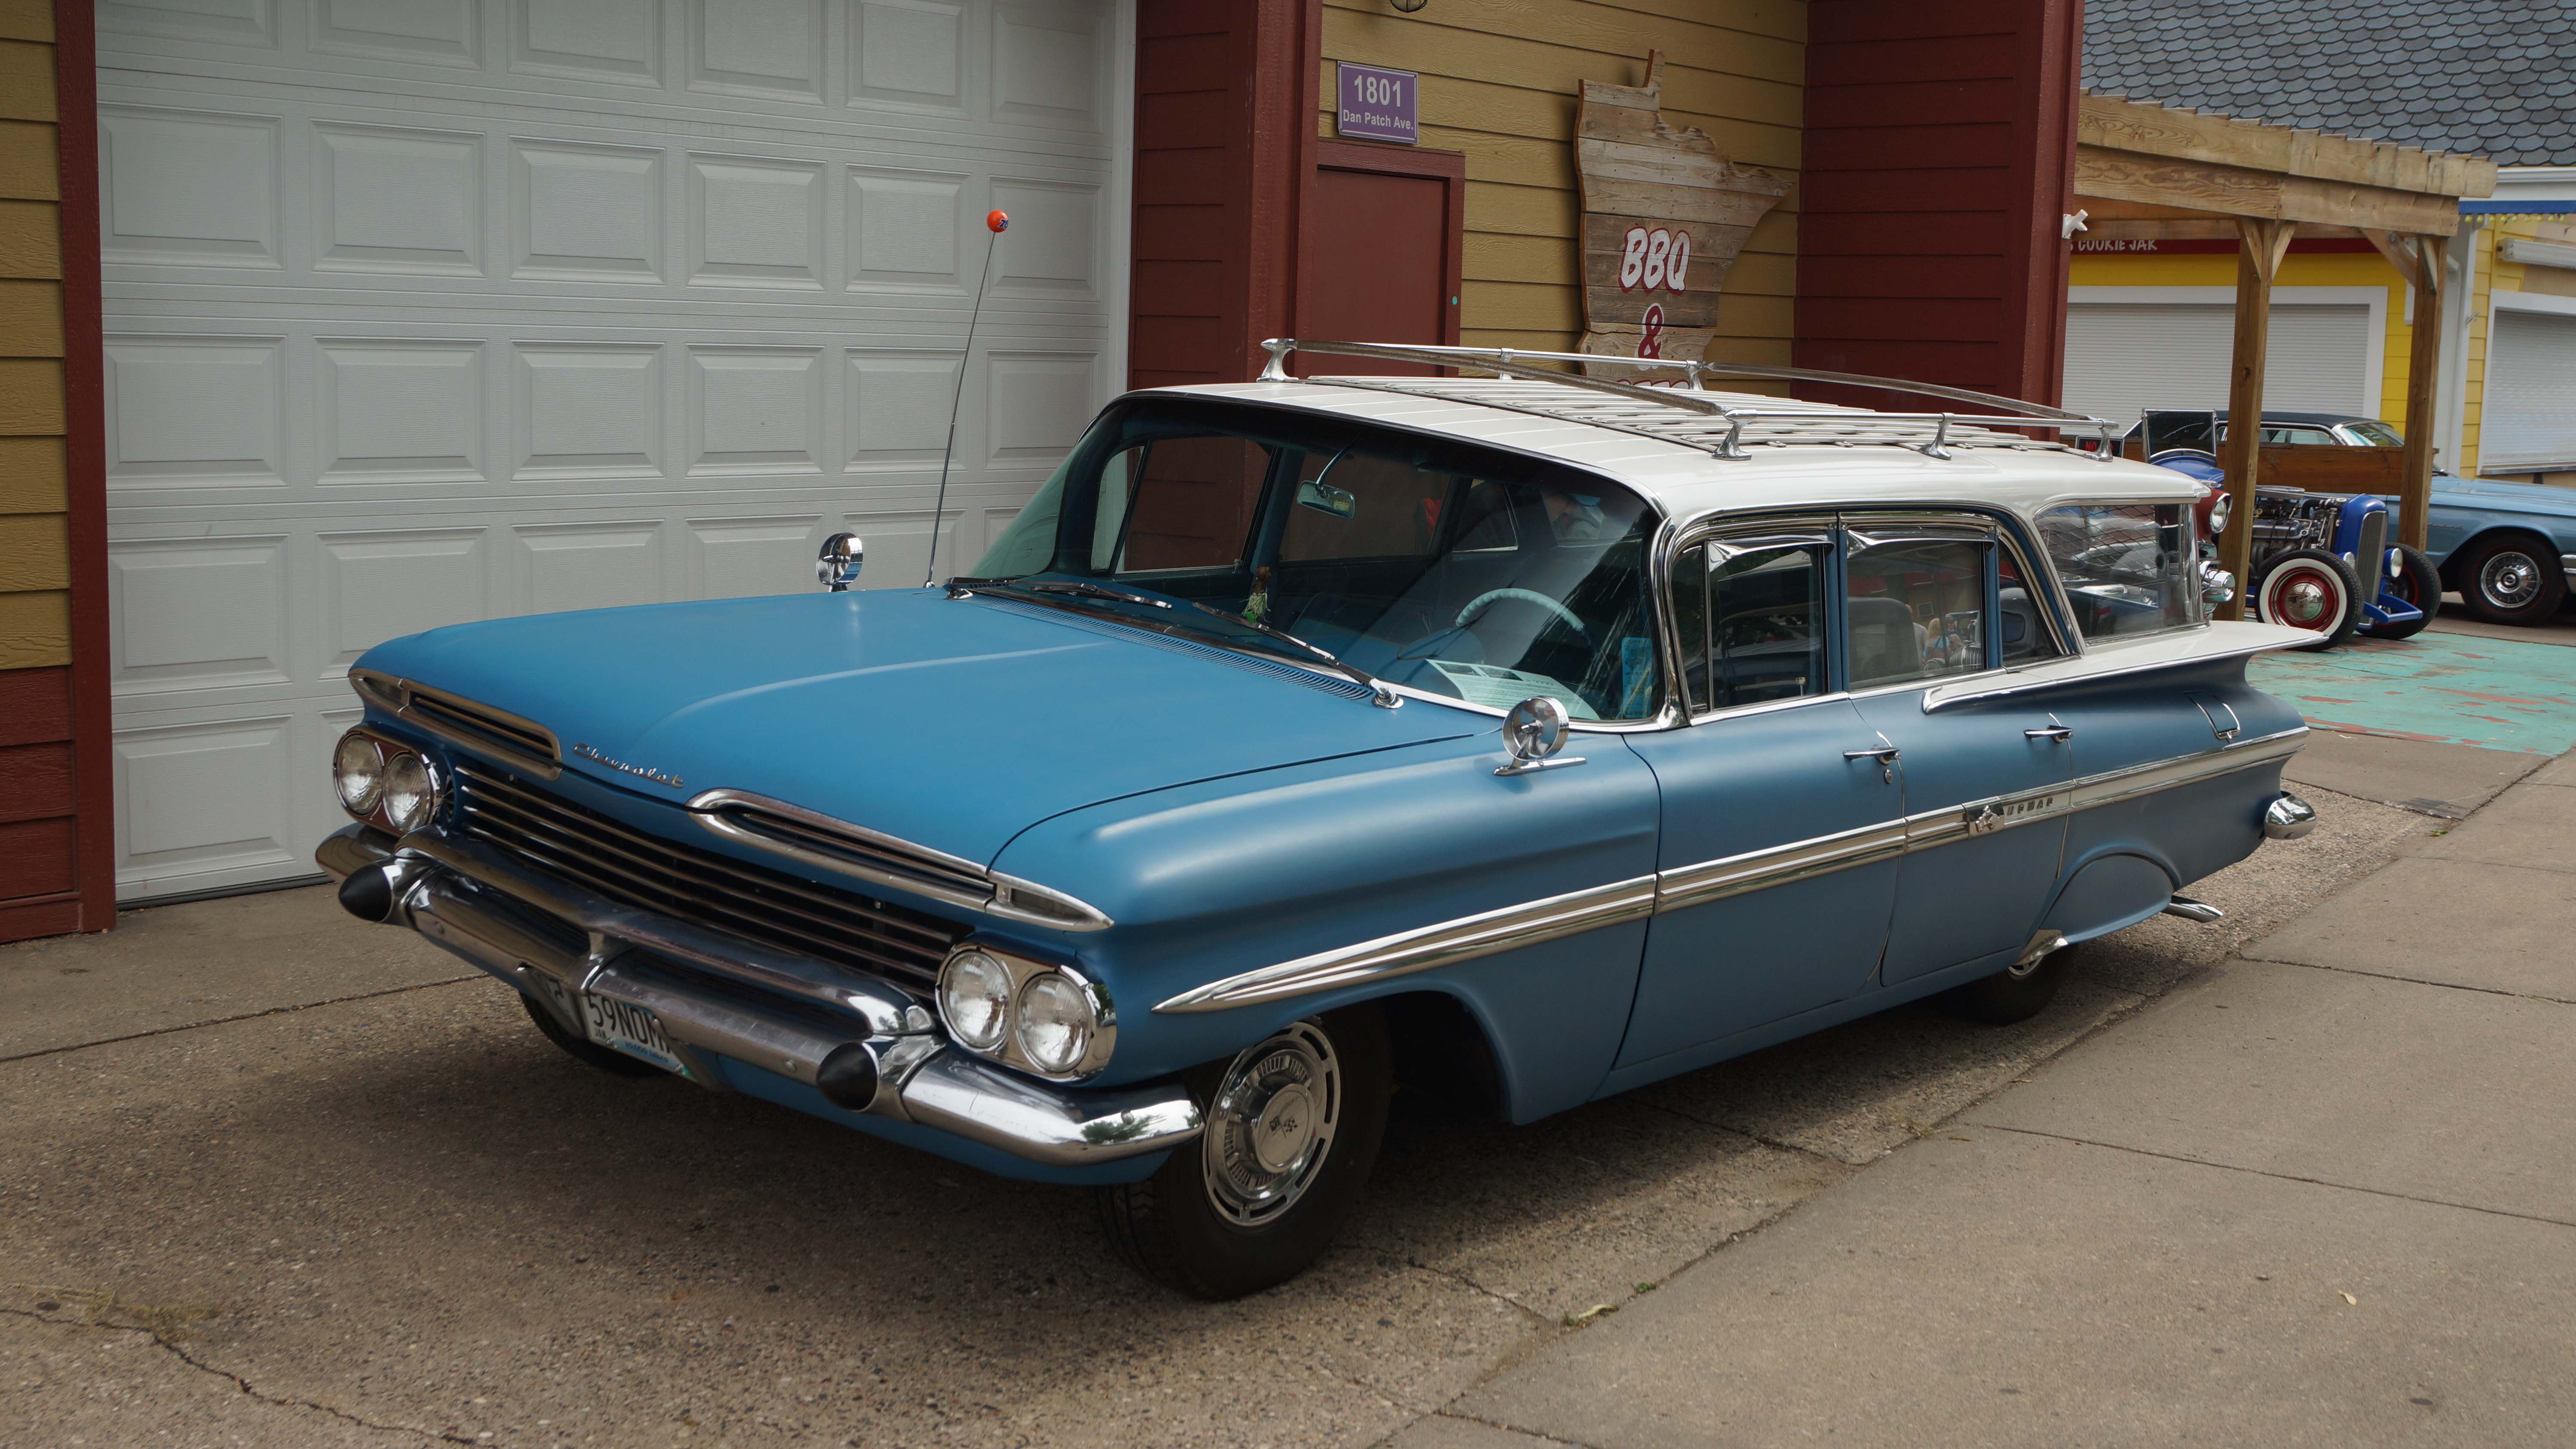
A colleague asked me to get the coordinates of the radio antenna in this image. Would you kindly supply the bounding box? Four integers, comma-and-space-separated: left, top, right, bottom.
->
926, 209, 1008, 585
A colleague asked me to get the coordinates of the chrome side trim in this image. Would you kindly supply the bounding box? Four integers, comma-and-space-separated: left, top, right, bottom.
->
1153, 874, 1658, 1014
1153, 726, 2313, 1016
687, 786, 1114, 932
1923, 631, 2308, 712
1655, 819, 1911, 913
350, 669, 563, 780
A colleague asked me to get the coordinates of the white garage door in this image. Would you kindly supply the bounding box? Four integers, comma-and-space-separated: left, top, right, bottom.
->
2482, 305, 2576, 472
2063, 301, 2374, 425
99, 0, 1131, 901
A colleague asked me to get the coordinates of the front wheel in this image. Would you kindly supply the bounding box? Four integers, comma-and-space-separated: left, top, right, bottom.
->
2367, 545, 2441, 640
2251, 548, 2363, 650
2456, 534, 2568, 626
1097, 1003, 1391, 1299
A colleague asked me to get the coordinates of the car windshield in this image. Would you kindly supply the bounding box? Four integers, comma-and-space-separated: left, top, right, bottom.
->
972, 397, 1664, 720
2343, 421, 2403, 447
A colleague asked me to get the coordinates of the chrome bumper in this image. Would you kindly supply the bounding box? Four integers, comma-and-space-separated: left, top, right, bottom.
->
317, 825, 1200, 1167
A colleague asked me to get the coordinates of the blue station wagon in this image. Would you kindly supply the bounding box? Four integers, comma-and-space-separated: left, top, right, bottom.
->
318, 342, 2322, 1297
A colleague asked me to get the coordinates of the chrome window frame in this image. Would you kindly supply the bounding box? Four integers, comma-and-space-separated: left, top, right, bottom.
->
1653, 505, 2083, 724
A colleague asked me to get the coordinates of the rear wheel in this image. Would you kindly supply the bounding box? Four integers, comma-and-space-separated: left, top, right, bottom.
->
2369, 545, 2441, 640
1943, 943, 2077, 1025
520, 990, 662, 1077
2251, 548, 2363, 650
1097, 1003, 1391, 1299
2456, 533, 2568, 626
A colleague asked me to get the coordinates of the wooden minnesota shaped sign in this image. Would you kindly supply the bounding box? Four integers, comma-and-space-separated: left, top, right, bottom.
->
1577, 51, 1789, 375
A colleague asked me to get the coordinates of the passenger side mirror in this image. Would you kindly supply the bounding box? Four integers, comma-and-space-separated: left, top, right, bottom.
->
815, 533, 864, 592
1296, 480, 1357, 519
1496, 696, 1586, 776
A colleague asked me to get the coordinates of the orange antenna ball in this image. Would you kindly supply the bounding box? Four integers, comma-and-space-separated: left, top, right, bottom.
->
986, 209, 1009, 233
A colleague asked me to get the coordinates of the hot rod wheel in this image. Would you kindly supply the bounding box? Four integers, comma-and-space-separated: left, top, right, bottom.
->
2454, 532, 2569, 626
2251, 548, 2363, 650
1097, 1003, 1392, 1299
2371, 546, 2442, 640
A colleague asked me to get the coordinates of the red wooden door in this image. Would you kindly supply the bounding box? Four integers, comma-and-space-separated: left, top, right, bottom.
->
1297, 141, 1464, 376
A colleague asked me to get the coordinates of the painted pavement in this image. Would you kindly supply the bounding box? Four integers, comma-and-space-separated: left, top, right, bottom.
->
2248, 627, 2576, 755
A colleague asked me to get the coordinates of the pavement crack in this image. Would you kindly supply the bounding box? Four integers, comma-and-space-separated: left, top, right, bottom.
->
2238, 955, 2576, 1005
1974, 1124, 2576, 1229
1631, 1098, 1846, 1166
3, 1302, 476, 1444
0, 976, 482, 1064
1376, 1410, 1587, 1448
1376, 1253, 1558, 1331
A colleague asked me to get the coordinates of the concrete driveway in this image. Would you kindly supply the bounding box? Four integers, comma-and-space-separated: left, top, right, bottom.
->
0, 773, 2450, 1449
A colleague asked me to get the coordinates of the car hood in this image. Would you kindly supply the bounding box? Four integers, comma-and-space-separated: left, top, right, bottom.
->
2433, 476, 2576, 515
355, 588, 1482, 864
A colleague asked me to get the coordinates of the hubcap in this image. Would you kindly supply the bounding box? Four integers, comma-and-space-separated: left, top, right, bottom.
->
1201, 1021, 1341, 1227
2263, 565, 2341, 632
2480, 552, 2543, 609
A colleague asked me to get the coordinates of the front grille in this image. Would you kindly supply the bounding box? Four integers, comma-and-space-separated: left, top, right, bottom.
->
2357, 509, 2388, 581
451, 761, 958, 991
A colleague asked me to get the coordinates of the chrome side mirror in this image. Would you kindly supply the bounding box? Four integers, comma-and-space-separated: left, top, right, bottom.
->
1495, 696, 1585, 776
816, 533, 863, 592
2198, 558, 2236, 604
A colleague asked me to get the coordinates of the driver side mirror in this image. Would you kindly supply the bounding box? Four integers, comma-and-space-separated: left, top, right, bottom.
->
1495, 696, 1586, 777
815, 533, 863, 592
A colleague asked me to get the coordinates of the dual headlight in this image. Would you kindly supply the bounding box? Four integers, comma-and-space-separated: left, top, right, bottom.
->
333, 729, 445, 834
936, 946, 1113, 1080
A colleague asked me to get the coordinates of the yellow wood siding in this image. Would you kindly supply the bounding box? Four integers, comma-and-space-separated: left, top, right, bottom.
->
1318, 0, 1801, 362
0, 25, 64, 669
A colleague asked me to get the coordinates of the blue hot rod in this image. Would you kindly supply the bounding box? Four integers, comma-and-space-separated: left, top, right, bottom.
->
319, 343, 2319, 1297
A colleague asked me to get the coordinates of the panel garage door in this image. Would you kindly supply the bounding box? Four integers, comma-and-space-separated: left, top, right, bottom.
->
98, 0, 1130, 901
2482, 305, 2576, 472
2063, 302, 2374, 426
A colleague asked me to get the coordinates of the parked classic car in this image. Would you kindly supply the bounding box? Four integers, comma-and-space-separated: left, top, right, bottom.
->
2129, 410, 2576, 628
317, 343, 2321, 1297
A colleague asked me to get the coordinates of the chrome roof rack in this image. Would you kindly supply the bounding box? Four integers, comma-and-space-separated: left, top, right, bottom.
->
1254, 339, 2120, 461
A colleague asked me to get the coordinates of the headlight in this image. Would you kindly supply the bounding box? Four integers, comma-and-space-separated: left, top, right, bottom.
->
333, 731, 385, 816
938, 949, 1012, 1051
1014, 972, 1096, 1076
380, 750, 440, 833
2208, 491, 2233, 535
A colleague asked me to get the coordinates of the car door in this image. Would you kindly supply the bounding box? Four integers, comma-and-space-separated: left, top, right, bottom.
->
1617, 526, 1904, 1071
1842, 518, 2077, 985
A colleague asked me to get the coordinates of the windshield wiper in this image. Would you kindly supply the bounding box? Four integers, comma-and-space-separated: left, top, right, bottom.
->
1170, 598, 1401, 709
944, 576, 1401, 709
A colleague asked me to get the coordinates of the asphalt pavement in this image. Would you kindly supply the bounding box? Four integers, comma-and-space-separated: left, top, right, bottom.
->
0, 730, 2561, 1448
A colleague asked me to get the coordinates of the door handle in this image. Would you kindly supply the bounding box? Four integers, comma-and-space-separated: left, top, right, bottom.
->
1843, 746, 1900, 762
2025, 726, 2074, 742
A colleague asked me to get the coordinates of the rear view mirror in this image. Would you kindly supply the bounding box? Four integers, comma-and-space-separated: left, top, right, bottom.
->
1296, 480, 1357, 519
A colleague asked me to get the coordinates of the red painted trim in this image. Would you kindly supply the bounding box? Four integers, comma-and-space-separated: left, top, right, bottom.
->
54, 0, 114, 937
1302, 139, 1466, 352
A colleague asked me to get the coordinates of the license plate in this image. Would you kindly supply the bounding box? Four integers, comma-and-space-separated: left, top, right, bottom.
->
580, 989, 684, 1074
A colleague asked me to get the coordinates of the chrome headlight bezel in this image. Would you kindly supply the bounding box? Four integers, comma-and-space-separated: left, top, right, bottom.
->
933, 943, 1114, 1082
333, 730, 386, 815
334, 726, 447, 835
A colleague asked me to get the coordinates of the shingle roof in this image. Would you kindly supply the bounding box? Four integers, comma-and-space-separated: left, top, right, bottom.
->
2084, 1, 2576, 167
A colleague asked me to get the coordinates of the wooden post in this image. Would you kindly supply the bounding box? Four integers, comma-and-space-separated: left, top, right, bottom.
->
2397, 235, 2447, 552
2216, 218, 2295, 621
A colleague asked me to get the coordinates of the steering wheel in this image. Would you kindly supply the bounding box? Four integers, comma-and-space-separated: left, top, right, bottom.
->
1455, 588, 1588, 637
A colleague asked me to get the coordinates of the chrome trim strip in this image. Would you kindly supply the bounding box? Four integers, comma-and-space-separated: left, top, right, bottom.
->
1153, 874, 1658, 1014
686, 786, 1114, 932
2069, 726, 2307, 811
1923, 632, 2305, 712
1655, 819, 1911, 912
350, 669, 563, 780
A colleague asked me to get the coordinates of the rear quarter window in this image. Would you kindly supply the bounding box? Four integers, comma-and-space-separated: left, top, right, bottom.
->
2037, 502, 2203, 640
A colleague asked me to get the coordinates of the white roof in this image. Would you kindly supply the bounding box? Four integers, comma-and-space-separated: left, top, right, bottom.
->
1152, 378, 2204, 529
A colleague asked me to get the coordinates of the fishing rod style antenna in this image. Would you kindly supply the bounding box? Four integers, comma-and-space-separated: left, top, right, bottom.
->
925, 208, 1009, 585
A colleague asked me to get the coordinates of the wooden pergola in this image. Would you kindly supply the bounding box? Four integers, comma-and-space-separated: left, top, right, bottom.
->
2073, 95, 2497, 618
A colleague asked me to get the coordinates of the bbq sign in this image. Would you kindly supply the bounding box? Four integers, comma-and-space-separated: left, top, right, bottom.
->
1574, 51, 1787, 373
1337, 63, 1418, 145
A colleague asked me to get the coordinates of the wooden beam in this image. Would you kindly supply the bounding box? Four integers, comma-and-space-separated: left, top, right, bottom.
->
2079, 94, 2498, 201
2397, 233, 2446, 553
2217, 217, 2295, 620
2359, 227, 2427, 292
2076, 146, 2467, 233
